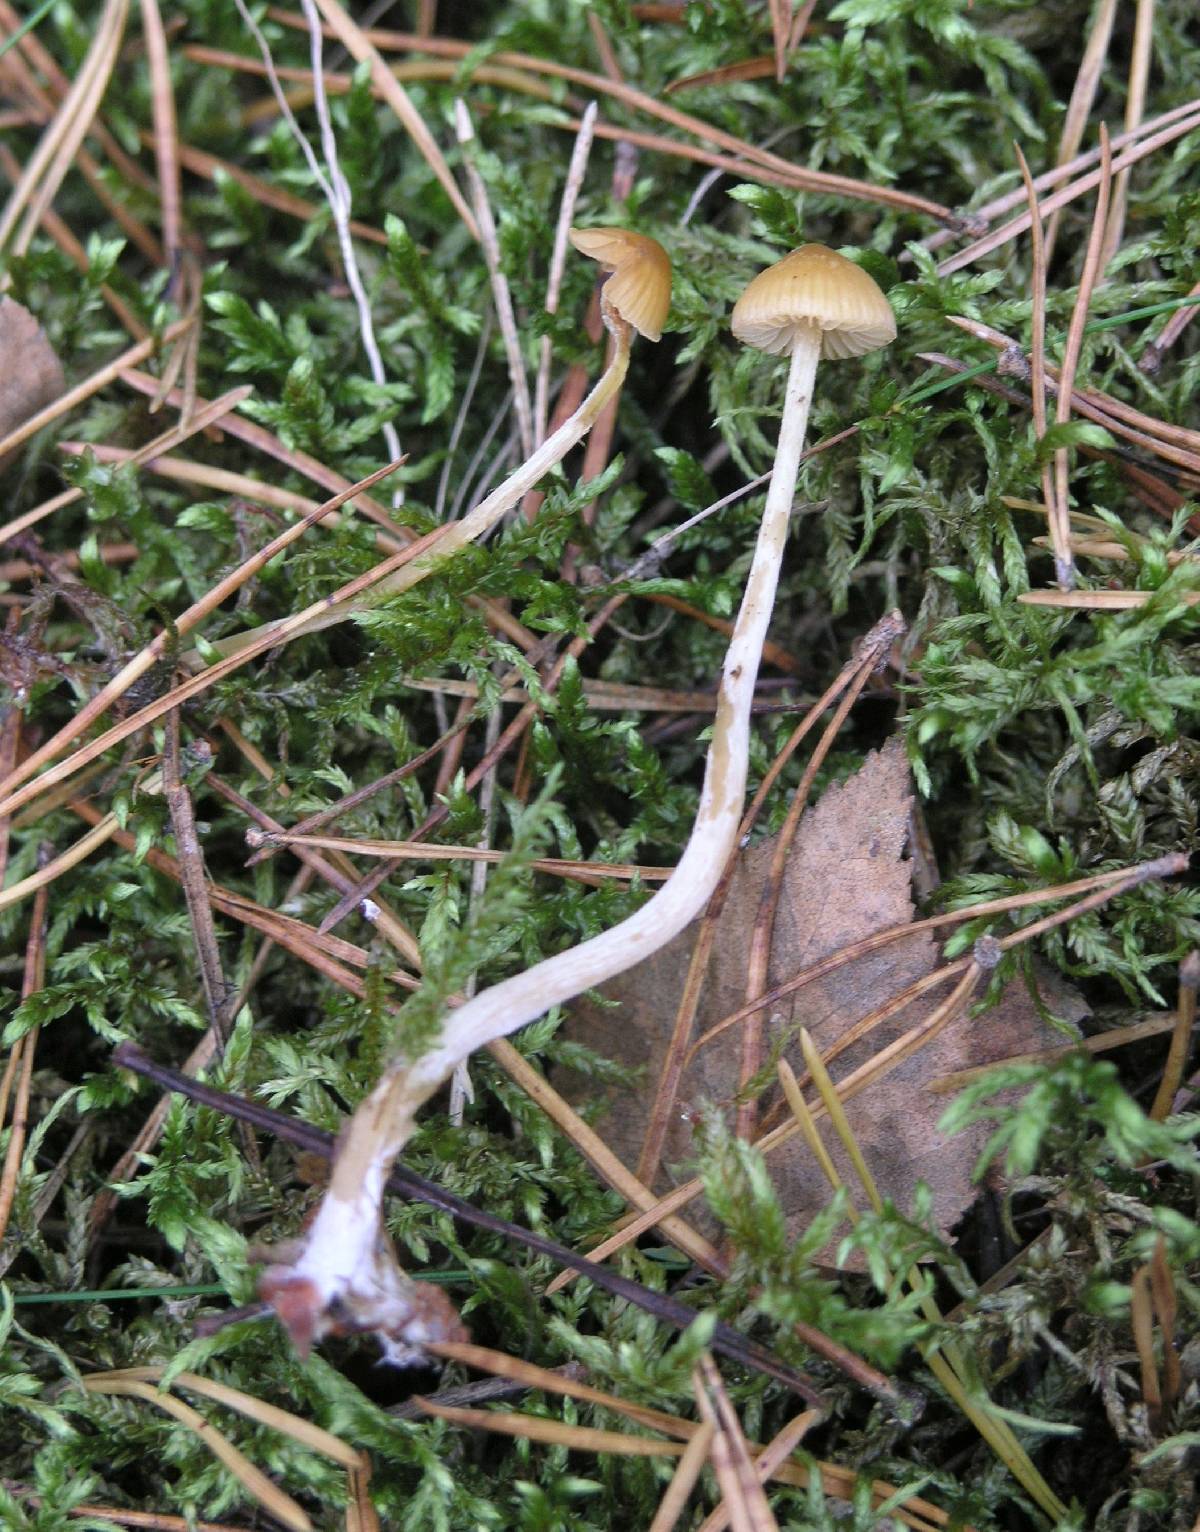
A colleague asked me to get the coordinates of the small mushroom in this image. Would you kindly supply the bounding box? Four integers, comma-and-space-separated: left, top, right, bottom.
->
255, 242, 899, 1368
204, 228, 670, 663
728, 242, 895, 1134
567, 225, 672, 343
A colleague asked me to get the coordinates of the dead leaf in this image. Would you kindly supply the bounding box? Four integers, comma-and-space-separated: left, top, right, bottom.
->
0, 296, 65, 471
564, 740, 1087, 1260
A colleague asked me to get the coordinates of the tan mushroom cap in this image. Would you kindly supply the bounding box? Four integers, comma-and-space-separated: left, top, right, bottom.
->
568, 226, 672, 342
731, 243, 896, 361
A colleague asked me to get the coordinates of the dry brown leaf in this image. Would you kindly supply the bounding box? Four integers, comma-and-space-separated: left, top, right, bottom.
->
565, 740, 1087, 1258
0, 296, 65, 471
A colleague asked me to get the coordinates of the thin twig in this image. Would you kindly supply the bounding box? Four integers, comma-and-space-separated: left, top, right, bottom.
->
454, 99, 533, 458
109, 1043, 824, 1405
535, 102, 597, 446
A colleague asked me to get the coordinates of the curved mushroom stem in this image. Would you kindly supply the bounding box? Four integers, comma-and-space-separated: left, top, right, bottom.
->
202, 310, 635, 664
258, 326, 824, 1356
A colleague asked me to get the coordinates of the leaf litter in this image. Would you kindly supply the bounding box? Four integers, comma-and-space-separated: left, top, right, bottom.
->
566, 739, 1089, 1258
0, 295, 64, 471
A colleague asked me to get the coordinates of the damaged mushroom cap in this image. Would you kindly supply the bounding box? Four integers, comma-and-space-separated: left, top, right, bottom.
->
568, 226, 672, 342
731, 243, 896, 361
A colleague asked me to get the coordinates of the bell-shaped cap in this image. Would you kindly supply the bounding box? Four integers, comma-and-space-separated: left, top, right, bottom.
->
731, 244, 895, 361
569, 226, 671, 342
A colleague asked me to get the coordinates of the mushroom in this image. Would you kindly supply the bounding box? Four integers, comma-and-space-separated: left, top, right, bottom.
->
728, 242, 895, 1134
203, 228, 670, 663
255, 241, 897, 1365
566, 226, 672, 343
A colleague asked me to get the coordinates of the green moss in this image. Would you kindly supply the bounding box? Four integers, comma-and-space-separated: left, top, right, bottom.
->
2, 0, 1200, 1526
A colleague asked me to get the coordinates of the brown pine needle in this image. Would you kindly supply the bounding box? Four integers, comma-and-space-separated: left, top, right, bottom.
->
1, 1495, 254, 1532
0, 458, 402, 822
247, 830, 672, 884
267, 7, 960, 225
0, 869, 49, 1245
162, 713, 230, 1036
737, 621, 891, 1142
936, 104, 1200, 276
0, 141, 148, 339
346, 1452, 380, 1532
69, 797, 398, 996
694, 1354, 780, 1532
80, 1375, 312, 1532
0, 0, 129, 258
1049, 125, 1112, 590
94, 1367, 359, 1467
415, 1398, 692, 1457
1042, 0, 1116, 263
0, 813, 119, 916
1014, 144, 1057, 561
414, 1394, 960, 1531
2, 384, 252, 545
426, 1340, 703, 1437
138, 0, 182, 277
929, 1013, 1181, 1093
307, 0, 479, 240
1018, 589, 1200, 610
1150, 1236, 1181, 1413
634, 613, 901, 1189
1100, 0, 1154, 268
694, 1407, 819, 1532
1131, 1259, 1163, 1430
648, 1419, 717, 1532
1149, 952, 1200, 1122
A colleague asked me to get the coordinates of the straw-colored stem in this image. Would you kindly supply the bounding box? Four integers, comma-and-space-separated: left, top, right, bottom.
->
271, 335, 821, 1326
208, 316, 633, 662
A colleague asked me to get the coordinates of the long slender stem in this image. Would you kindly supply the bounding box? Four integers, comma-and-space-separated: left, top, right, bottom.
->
209, 319, 632, 661
272, 334, 823, 1331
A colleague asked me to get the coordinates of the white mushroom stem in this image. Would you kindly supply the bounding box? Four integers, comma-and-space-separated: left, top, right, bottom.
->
268, 327, 823, 1337
204, 311, 635, 663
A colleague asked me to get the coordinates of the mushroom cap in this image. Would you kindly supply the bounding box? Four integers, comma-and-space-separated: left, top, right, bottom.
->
731, 244, 896, 361
568, 226, 672, 342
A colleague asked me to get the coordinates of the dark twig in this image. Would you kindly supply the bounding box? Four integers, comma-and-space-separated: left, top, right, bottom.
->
111, 1042, 831, 1409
